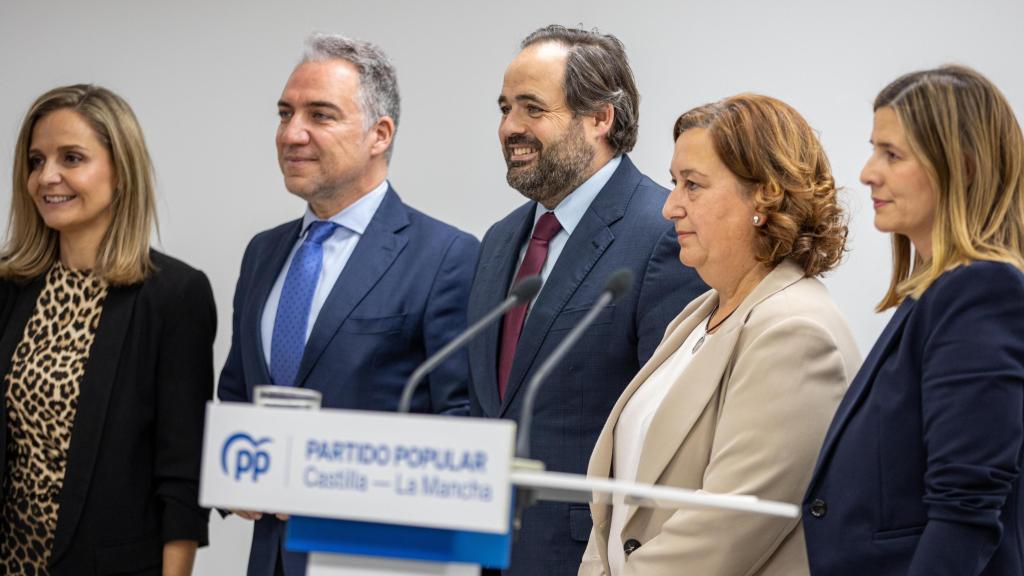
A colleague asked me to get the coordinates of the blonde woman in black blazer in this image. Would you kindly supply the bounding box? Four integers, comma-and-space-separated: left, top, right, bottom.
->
0, 85, 214, 575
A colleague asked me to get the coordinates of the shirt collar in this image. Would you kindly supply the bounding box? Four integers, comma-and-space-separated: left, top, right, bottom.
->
301, 179, 389, 236
533, 155, 622, 234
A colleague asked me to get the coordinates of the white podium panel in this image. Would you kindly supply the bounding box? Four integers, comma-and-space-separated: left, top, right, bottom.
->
307, 553, 480, 576
201, 402, 515, 533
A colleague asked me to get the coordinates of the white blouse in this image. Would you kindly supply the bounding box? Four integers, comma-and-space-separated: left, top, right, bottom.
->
607, 317, 710, 575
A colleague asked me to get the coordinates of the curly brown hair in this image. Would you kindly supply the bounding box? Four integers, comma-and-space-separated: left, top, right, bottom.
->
674, 93, 847, 277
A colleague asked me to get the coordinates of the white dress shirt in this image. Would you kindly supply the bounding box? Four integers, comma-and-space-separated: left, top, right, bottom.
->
260, 180, 389, 368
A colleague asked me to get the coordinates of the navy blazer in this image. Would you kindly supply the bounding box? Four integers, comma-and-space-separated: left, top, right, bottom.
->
467, 156, 706, 576
217, 187, 479, 576
0, 252, 215, 575
803, 261, 1024, 576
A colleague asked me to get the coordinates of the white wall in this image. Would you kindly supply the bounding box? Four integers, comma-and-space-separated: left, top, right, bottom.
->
2, 0, 1022, 573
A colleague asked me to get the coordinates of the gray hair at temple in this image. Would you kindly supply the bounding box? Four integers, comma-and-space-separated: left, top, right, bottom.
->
302, 33, 401, 161
520, 25, 640, 155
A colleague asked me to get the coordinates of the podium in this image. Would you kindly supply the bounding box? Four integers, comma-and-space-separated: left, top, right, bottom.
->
200, 402, 799, 575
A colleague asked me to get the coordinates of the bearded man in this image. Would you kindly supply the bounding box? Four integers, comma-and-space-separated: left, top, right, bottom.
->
466, 25, 706, 576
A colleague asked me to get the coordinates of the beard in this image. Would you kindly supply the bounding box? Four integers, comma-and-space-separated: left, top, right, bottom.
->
504, 119, 595, 207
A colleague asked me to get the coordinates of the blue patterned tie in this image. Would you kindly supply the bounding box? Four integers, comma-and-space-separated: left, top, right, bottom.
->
270, 220, 338, 387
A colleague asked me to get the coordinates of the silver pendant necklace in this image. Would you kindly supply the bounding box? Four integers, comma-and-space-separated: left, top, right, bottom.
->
692, 304, 735, 354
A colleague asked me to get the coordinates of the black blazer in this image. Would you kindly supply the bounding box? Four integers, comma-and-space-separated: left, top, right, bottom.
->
0, 251, 215, 576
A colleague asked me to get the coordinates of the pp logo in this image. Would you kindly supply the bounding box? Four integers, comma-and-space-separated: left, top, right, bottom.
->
221, 432, 272, 482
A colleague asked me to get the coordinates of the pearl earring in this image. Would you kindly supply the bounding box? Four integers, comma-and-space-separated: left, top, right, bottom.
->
752, 215, 762, 225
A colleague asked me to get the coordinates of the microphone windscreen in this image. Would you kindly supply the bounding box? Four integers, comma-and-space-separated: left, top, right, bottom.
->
604, 269, 634, 301
510, 275, 543, 302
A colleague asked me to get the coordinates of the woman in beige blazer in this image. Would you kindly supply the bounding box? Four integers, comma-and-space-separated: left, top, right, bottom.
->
580, 94, 861, 576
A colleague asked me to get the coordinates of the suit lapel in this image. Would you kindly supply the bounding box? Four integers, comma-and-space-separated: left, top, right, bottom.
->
584, 261, 806, 530
294, 188, 409, 389
587, 292, 715, 531
244, 220, 301, 392
632, 264, 806, 521
476, 207, 535, 416
633, 312, 741, 487
0, 278, 45, 405
498, 219, 616, 415
498, 158, 641, 415
806, 297, 916, 494
0, 277, 46, 477
51, 283, 139, 566
633, 261, 806, 486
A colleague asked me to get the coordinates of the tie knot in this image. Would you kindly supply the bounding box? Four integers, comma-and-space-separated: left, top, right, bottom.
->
532, 212, 562, 242
305, 220, 339, 245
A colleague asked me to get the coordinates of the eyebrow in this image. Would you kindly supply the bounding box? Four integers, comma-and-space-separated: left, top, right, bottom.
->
516, 94, 546, 106
28, 144, 88, 155
277, 99, 342, 113
870, 139, 901, 151
675, 168, 708, 179
497, 94, 548, 107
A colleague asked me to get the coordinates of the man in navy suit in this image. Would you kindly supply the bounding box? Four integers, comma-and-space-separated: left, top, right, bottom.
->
217, 34, 478, 576
469, 26, 706, 575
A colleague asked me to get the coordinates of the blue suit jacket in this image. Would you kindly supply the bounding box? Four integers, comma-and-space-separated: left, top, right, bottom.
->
803, 261, 1024, 576
467, 156, 706, 576
218, 186, 479, 576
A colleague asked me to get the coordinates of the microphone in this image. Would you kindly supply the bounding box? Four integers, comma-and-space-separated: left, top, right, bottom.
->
515, 269, 634, 458
397, 275, 543, 413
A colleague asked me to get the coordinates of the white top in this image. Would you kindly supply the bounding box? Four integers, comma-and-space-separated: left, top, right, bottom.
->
608, 316, 710, 575
261, 180, 389, 367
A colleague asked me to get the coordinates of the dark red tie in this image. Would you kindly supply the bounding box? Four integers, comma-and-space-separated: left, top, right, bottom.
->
498, 212, 562, 400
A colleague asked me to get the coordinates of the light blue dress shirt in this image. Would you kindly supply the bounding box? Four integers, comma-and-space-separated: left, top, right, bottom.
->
261, 180, 389, 368
520, 155, 622, 285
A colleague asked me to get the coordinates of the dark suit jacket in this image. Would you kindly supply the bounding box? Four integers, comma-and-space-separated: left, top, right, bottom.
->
803, 261, 1024, 576
217, 186, 479, 576
467, 156, 706, 576
0, 251, 215, 576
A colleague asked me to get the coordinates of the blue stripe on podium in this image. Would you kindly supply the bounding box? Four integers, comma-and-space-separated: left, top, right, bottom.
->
285, 516, 513, 568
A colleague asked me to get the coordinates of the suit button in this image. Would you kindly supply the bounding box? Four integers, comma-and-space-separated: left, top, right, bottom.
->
623, 538, 641, 557
810, 498, 827, 518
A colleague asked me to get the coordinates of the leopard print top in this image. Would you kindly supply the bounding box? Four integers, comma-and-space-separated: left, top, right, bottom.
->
1, 261, 108, 575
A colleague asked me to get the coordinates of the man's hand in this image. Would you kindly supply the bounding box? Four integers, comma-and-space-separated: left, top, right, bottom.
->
232, 509, 263, 521
231, 510, 289, 521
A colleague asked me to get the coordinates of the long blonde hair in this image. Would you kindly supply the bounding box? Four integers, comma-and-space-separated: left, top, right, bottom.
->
1, 84, 157, 284
874, 65, 1024, 310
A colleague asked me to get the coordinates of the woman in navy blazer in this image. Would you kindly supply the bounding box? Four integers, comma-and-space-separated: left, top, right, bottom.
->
803, 66, 1024, 576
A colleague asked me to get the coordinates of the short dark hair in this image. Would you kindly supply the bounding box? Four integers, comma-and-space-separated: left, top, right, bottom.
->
521, 25, 639, 155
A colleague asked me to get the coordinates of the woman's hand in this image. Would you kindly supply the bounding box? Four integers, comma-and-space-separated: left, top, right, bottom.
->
162, 540, 198, 576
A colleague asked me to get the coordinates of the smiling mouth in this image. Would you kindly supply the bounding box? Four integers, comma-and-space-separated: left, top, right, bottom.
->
505, 139, 540, 165
43, 195, 75, 205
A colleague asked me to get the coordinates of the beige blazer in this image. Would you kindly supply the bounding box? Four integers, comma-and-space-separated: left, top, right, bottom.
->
579, 260, 861, 576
